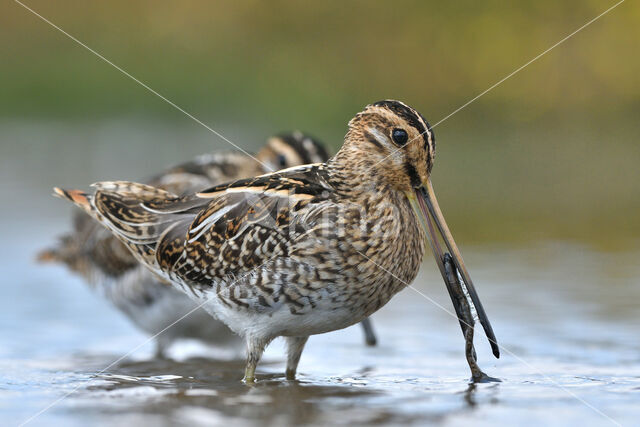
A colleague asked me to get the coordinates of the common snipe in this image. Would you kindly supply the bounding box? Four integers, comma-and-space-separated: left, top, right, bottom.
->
41, 132, 376, 356
54, 101, 497, 380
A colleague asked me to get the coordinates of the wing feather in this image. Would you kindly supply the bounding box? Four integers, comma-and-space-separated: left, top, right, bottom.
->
81, 164, 335, 290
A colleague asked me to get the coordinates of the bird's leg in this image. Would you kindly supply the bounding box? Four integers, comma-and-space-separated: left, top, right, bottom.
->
154, 336, 169, 359
359, 318, 377, 346
285, 336, 309, 380
244, 336, 270, 383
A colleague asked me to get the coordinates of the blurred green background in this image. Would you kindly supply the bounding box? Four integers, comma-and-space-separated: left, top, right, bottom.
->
1, 0, 638, 247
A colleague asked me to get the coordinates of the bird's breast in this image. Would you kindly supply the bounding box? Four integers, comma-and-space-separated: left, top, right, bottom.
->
288, 190, 426, 317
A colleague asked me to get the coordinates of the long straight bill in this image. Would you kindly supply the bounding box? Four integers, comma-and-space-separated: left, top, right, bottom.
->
409, 179, 500, 358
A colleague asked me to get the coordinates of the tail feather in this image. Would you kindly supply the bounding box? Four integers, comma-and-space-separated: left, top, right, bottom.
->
35, 233, 91, 275
53, 187, 92, 212
91, 181, 181, 243
91, 181, 176, 198
36, 247, 61, 263
53, 181, 198, 275
36, 234, 75, 263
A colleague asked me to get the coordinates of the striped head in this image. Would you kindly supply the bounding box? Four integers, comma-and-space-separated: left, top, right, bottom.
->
336, 100, 500, 357
337, 100, 435, 193
256, 131, 330, 172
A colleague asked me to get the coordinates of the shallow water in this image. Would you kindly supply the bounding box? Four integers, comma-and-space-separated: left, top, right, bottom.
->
2, 235, 639, 426
1, 121, 639, 426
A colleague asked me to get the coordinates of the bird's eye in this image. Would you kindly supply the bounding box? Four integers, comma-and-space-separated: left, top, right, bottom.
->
391, 128, 408, 146
277, 154, 287, 167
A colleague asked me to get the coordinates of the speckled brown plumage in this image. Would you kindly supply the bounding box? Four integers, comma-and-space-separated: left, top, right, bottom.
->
55, 100, 494, 381
39, 132, 351, 356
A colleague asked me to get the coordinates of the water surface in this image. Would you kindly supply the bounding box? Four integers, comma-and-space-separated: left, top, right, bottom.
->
2, 234, 639, 426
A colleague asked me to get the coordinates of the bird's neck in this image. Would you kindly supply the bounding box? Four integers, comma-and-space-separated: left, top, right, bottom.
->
325, 143, 427, 291
326, 142, 392, 197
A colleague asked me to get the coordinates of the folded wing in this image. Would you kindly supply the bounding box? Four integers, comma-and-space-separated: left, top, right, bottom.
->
57, 165, 334, 291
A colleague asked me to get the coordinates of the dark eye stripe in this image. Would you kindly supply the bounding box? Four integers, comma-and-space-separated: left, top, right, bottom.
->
373, 100, 434, 150
363, 130, 386, 152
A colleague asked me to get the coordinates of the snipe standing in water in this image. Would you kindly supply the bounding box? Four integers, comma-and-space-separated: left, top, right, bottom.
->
54, 100, 498, 380
41, 132, 378, 356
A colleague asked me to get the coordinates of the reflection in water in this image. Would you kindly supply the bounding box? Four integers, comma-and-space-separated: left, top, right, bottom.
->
82, 358, 382, 425
463, 382, 479, 407
462, 381, 500, 408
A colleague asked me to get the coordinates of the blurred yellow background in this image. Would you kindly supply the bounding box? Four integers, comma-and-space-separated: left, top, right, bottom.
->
1, 0, 638, 247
